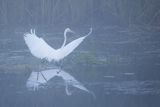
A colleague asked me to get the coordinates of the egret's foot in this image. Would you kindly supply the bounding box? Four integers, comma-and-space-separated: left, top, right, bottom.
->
57, 60, 63, 74
40, 59, 48, 68
57, 70, 61, 74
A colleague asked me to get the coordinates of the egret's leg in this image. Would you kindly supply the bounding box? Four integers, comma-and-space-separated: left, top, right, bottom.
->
37, 72, 39, 81
57, 60, 63, 74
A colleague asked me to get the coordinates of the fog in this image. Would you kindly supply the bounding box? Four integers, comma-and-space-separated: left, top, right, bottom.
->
0, 0, 160, 107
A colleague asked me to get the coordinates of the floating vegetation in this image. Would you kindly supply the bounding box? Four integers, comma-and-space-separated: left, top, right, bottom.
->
69, 52, 132, 67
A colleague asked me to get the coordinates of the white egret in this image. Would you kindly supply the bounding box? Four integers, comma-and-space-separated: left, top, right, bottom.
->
24, 28, 92, 81
24, 28, 92, 63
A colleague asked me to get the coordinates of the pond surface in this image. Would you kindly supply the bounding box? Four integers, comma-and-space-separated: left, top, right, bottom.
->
0, 27, 160, 107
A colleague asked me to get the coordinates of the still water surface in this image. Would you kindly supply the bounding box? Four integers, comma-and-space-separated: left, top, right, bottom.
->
0, 27, 160, 107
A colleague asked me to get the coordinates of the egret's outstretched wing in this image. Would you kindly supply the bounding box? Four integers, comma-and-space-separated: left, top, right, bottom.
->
58, 36, 87, 59
24, 31, 55, 61
59, 28, 92, 59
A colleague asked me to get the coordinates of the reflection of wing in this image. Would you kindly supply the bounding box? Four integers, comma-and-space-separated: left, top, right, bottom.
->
24, 33, 55, 61
58, 70, 90, 93
26, 69, 90, 94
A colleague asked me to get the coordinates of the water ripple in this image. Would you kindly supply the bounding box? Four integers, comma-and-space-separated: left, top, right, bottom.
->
103, 80, 160, 95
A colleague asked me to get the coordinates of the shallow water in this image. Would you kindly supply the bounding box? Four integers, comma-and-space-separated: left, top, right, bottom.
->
0, 72, 160, 107
0, 27, 160, 107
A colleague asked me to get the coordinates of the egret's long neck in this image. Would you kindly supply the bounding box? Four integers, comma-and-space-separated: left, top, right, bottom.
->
61, 30, 67, 48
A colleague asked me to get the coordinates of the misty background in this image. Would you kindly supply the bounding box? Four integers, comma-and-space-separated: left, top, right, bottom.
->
0, 0, 160, 107
0, 0, 160, 27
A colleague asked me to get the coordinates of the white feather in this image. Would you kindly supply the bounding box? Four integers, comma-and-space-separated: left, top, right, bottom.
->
24, 28, 92, 62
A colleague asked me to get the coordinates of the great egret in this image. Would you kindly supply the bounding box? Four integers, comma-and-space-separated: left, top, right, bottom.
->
26, 69, 92, 96
24, 28, 92, 83
24, 28, 92, 63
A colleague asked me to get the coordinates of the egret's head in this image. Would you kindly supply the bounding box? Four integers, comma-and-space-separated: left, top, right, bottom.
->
65, 28, 75, 34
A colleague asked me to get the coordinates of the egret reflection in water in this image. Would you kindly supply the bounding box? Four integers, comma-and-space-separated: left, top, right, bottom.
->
24, 28, 94, 97
26, 69, 93, 96
24, 28, 92, 81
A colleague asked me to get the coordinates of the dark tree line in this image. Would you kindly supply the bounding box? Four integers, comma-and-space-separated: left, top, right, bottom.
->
0, 0, 160, 27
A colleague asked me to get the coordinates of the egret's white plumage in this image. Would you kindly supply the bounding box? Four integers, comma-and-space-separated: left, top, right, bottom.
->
24, 28, 92, 62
